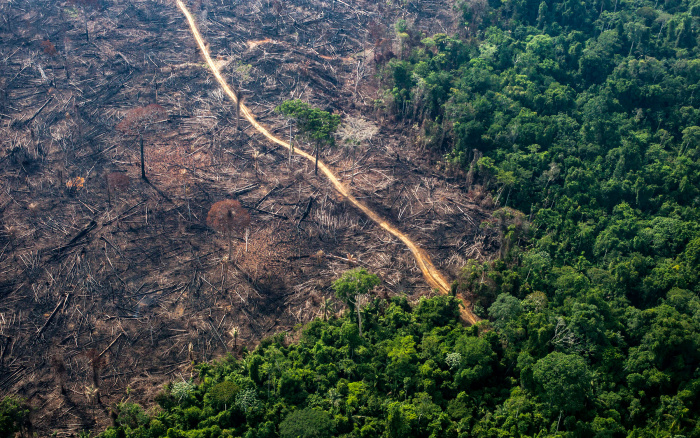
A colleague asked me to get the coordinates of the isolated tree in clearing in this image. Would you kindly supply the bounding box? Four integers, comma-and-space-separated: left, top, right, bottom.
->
207, 200, 251, 260
106, 172, 130, 208
276, 100, 341, 175
40, 40, 57, 57
69, 0, 99, 42
116, 104, 167, 181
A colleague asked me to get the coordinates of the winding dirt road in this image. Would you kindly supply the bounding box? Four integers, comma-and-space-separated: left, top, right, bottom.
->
176, 0, 479, 325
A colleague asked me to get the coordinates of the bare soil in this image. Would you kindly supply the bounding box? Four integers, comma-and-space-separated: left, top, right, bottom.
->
0, 0, 498, 434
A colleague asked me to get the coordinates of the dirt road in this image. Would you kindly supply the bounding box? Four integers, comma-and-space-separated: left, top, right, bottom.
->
175, 0, 479, 325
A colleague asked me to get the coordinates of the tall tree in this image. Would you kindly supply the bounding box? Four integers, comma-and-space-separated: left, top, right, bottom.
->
532, 352, 592, 415
276, 100, 341, 175
207, 199, 251, 260
332, 268, 380, 336
116, 104, 167, 181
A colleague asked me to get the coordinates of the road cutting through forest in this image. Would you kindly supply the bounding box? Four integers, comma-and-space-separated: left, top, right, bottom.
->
176, 0, 480, 325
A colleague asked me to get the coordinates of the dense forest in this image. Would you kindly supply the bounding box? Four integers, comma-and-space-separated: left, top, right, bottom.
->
3, 0, 700, 436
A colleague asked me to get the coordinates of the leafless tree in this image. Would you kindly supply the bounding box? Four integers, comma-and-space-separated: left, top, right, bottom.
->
207, 200, 251, 260
51, 354, 67, 395
84, 349, 105, 405
116, 104, 168, 181
69, 0, 99, 42
106, 172, 130, 208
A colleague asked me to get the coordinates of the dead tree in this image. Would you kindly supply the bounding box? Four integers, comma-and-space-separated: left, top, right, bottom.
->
271, 0, 283, 33
50, 355, 67, 395
207, 200, 251, 260
84, 349, 105, 405
233, 88, 241, 131
106, 172, 130, 208
40, 40, 57, 57
116, 104, 167, 181
69, 0, 98, 42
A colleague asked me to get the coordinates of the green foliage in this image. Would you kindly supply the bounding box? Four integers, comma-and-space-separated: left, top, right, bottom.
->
275, 100, 341, 148
532, 352, 592, 413
171, 380, 195, 403
488, 293, 523, 328
115, 402, 149, 430
279, 408, 333, 438
208, 381, 239, 409
0, 396, 28, 438
332, 268, 380, 313
99, 295, 487, 438
276, 99, 341, 174
374, 0, 700, 435
235, 388, 260, 414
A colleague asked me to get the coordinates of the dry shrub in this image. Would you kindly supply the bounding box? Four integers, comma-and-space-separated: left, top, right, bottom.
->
207, 200, 250, 237
106, 172, 130, 193
66, 176, 85, 194
83, 349, 106, 390
117, 104, 167, 135
336, 116, 379, 145
40, 40, 57, 56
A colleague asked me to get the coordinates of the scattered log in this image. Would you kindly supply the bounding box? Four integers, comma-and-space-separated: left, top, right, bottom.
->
250, 206, 288, 220
98, 333, 124, 358
232, 183, 259, 195
207, 316, 228, 352
103, 201, 147, 226
36, 293, 69, 338
254, 183, 279, 208
52, 220, 97, 256
296, 196, 314, 227
12, 96, 53, 128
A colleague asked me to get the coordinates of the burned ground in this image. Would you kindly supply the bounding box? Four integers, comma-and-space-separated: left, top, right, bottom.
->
0, 0, 497, 434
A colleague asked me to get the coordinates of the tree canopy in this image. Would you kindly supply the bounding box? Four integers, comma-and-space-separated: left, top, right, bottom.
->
276, 100, 340, 148
276, 100, 341, 174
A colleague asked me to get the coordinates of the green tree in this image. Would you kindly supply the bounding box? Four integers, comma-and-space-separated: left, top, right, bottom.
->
332, 268, 380, 336
276, 100, 341, 175
208, 381, 240, 409
532, 352, 592, 414
386, 402, 416, 438
279, 408, 334, 438
488, 293, 523, 328
0, 396, 28, 438
115, 402, 149, 431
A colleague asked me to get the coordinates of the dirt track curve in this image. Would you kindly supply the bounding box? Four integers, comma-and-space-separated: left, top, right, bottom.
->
176, 0, 479, 325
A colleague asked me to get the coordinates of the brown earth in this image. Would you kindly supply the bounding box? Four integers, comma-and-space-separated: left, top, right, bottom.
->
0, 0, 498, 435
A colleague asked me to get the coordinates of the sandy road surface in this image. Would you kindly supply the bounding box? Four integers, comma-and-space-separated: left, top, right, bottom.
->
176, 0, 479, 324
